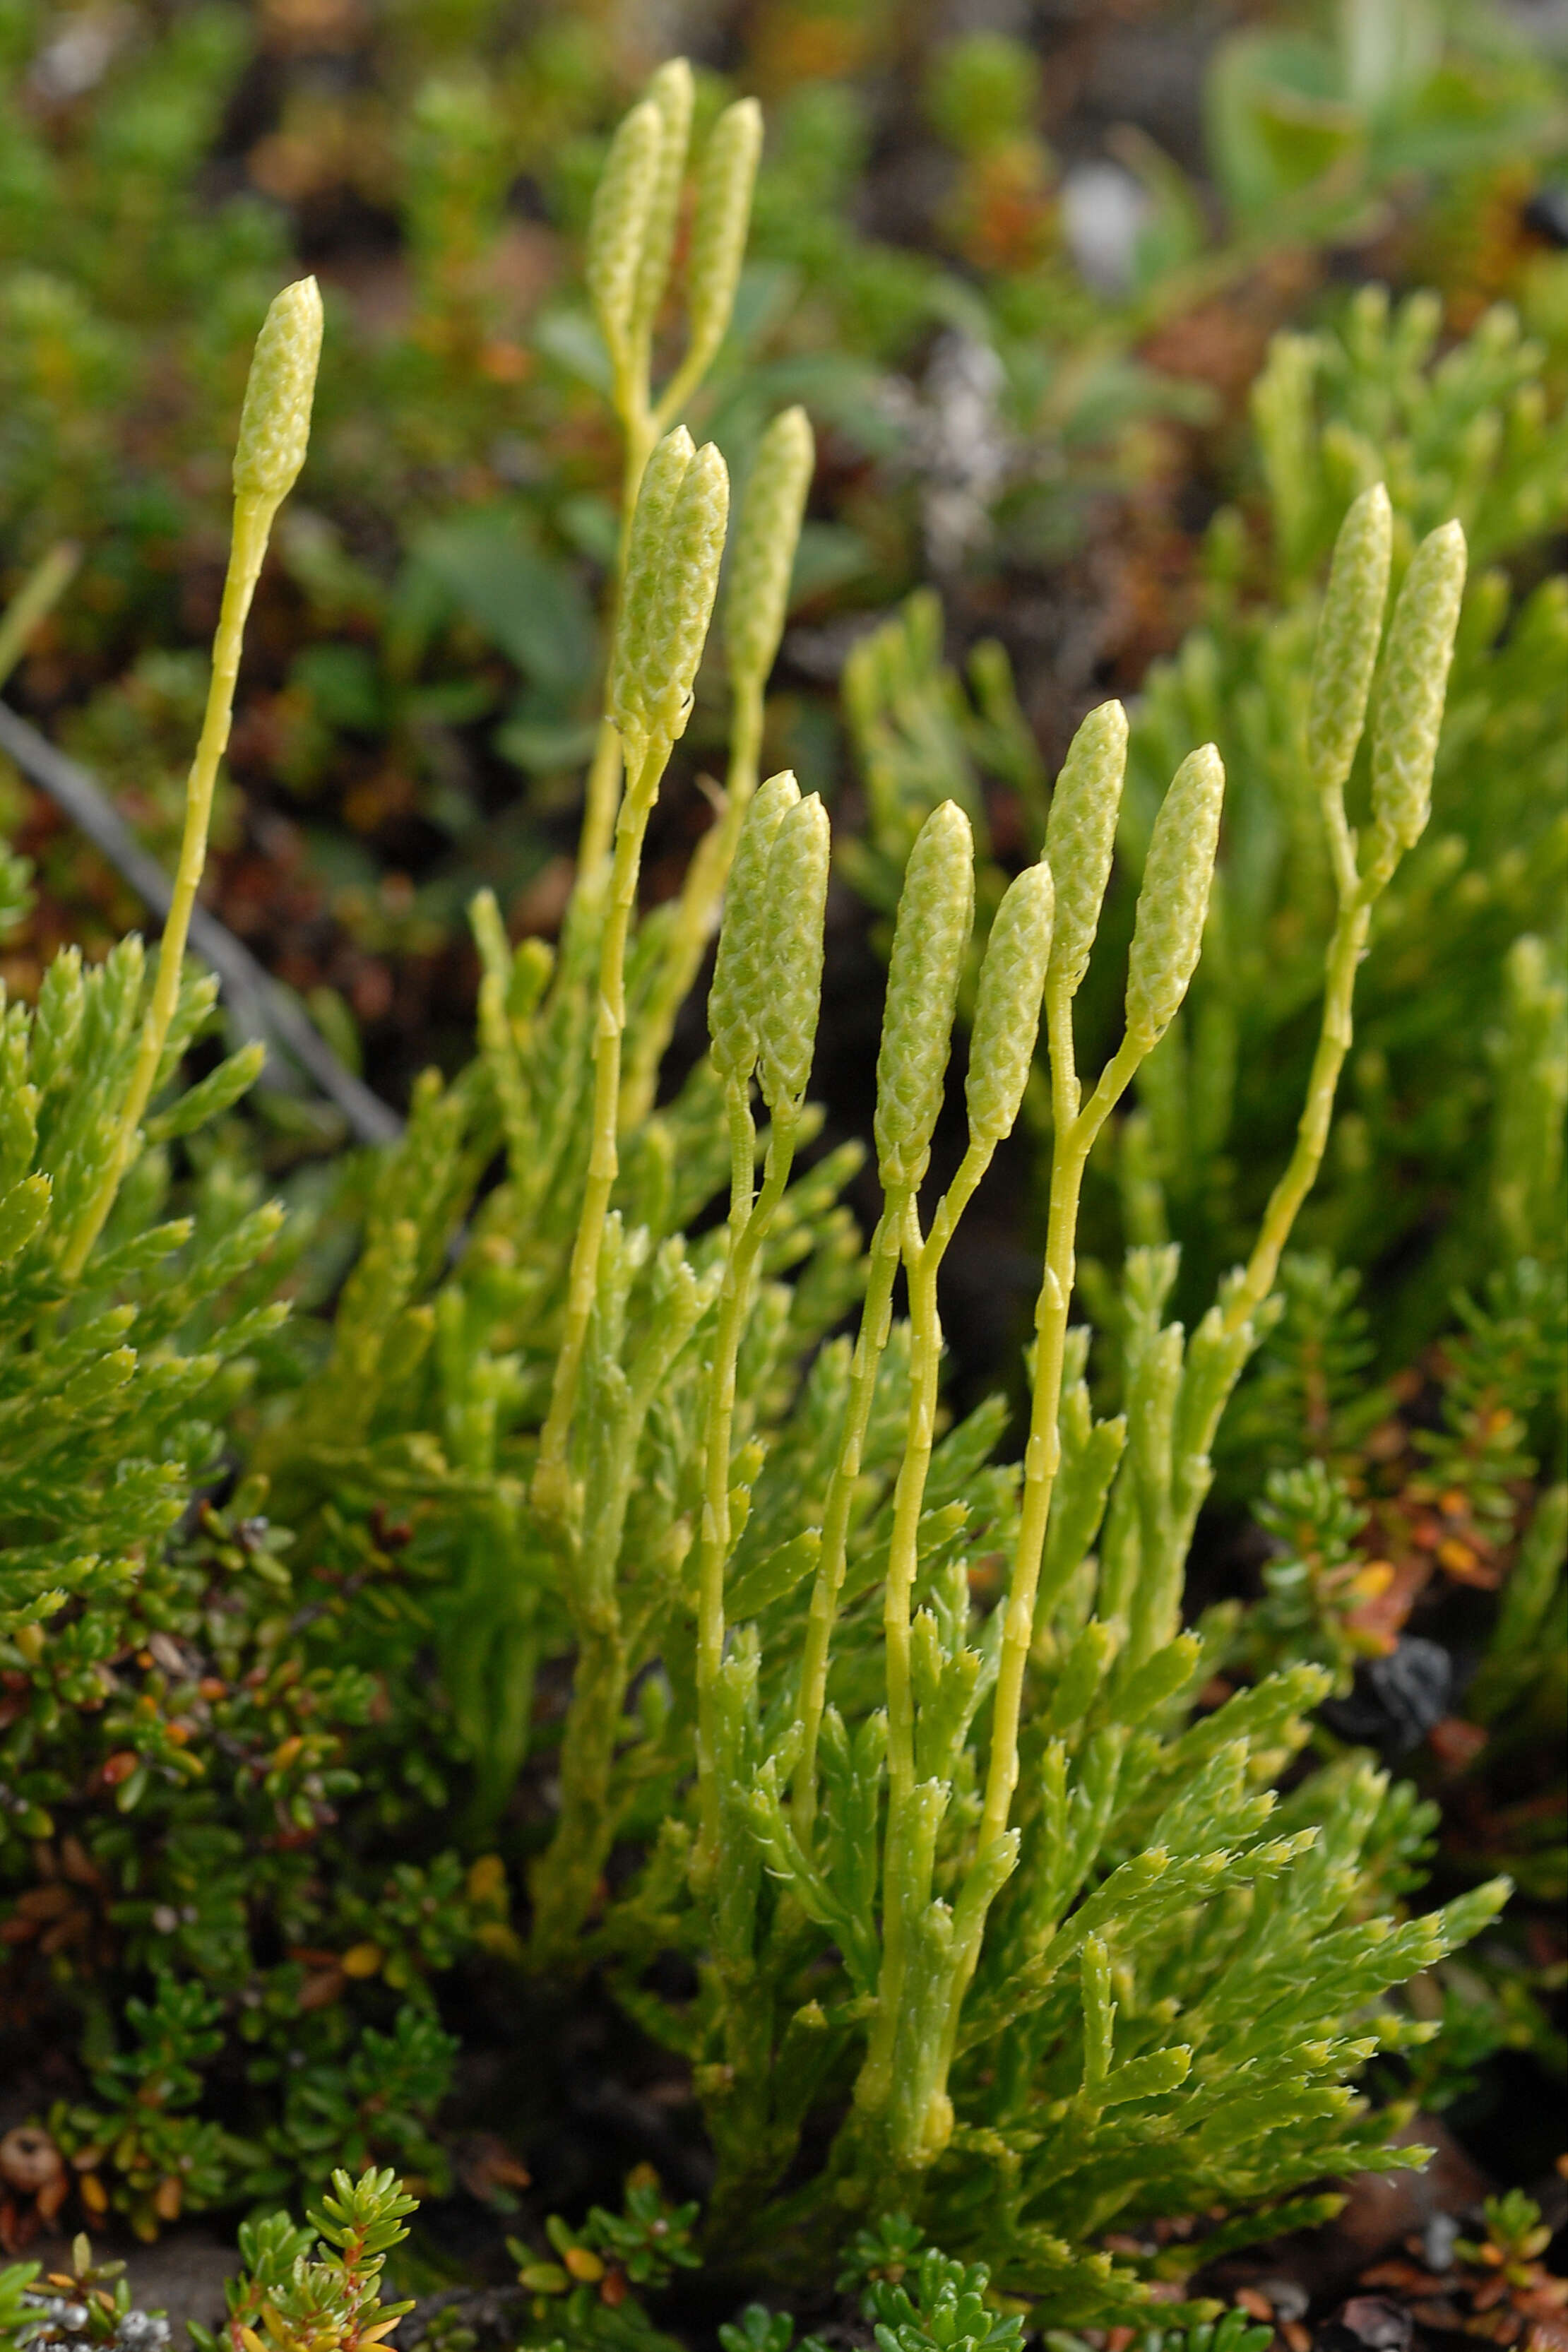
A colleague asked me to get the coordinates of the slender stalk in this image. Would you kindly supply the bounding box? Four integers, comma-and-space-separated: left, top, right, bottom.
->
534, 736, 665, 1520
954, 843, 1381, 1986
576, 722, 626, 885
1228, 480, 1439, 1332
1318, 780, 1359, 906
61, 493, 274, 1281
882, 1144, 991, 1806
694, 1079, 799, 1866
791, 1192, 911, 1836
533, 1235, 713, 1959
0, 540, 78, 692
1225, 870, 1376, 1335
973, 1011, 1144, 1891
652, 350, 706, 442
529, 1620, 625, 1959
838, 1008, 1141, 2158
864, 1192, 941, 2107
619, 672, 766, 1131
858, 1141, 991, 2113
576, 412, 657, 877
881, 1196, 939, 1818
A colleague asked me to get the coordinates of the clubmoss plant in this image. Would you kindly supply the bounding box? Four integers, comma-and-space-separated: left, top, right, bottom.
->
59, 275, 321, 1282
0, 278, 321, 1637
0, 59, 1534, 2316
576, 64, 764, 878
618, 401, 816, 1132
451, 263, 1494, 2280
531, 427, 730, 1535
838, 281, 1568, 1346
281, 197, 1502, 2271
0, 288, 501, 2236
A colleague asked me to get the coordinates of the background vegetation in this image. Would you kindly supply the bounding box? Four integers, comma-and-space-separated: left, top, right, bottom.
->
0, 1, 1563, 2344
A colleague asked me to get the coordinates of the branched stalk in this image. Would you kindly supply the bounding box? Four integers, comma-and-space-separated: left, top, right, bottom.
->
619, 673, 766, 1130
1225, 867, 1377, 1336
968, 1011, 1145, 1928
535, 737, 665, 1522
694, 1076, 800, 1870
841, 1006, 1146, 2174
576, 417, 658, 877
1225, 487, 1462, 1334
791, 1193, 910, 1836
538, 425, 730, 1518
793, 797, 978, 1839
533, 1225, 713, 1959
859, 1140, 990, 2107
882, 1146, 990, 1810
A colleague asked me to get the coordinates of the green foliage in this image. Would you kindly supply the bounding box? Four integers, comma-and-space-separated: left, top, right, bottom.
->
723, 2249, 1280, 2352
0, 2235, 170, 2352
0, 297, 509, 2234
3, 1471, 510, 2233
0, 40, 1560, 2333
1124, 285, 1568, 1333
0, 2261, 40, 2352
189, 2166, 417, 2352
1244, 1458, 1380, 1692
0, 944, 283, 1638
718, 2224, 1028, 2352
864, 2250, 1025, 2352
843, 274, 1568, 1353
511, 2170, 700, 2351
1202, 1, 1559, 249
163, 93, 1506, 2300
1458, 2188, 1554, 2272
6, 0, 1557, 976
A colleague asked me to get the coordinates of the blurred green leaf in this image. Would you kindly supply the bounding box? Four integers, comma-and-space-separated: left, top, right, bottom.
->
410, 512, 597, 691
291, 644, 384, 735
